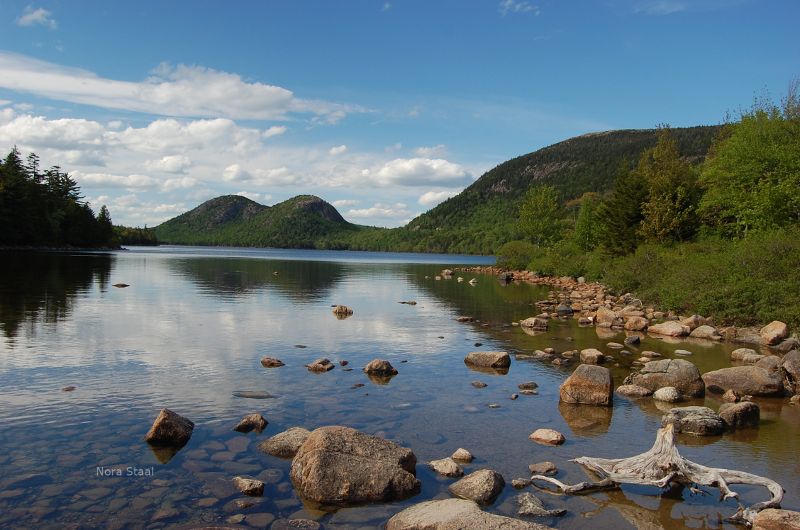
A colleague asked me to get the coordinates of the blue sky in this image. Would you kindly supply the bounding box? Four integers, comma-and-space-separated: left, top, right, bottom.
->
0, 0, 797, 227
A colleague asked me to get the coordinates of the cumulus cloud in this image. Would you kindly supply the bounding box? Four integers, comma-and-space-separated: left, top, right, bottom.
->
499, 0, 540, 16
235, 191, 271, 203
346, 202, 411, 219
328, 144, 347, 156
72, 171, 158, 189
418, 190, 460, 207
414, 144, 447, 157
144, 155, 191, 174
0, 111, 106, 150
374, 157, 471, 187
222, 164, 301, 187
0, 52, 359, 121
263, 125, 287, 138
17, 6, 57, 29
161, 177, 198, 191
332, 199, 359, 207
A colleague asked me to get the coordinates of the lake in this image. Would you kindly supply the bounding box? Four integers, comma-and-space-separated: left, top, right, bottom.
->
0, 246, 798, 529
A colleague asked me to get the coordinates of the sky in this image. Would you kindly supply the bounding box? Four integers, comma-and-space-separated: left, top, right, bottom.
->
0, 1, 797, 228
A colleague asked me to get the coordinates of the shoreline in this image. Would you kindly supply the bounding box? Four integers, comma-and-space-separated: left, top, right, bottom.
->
459, 265, 799, 352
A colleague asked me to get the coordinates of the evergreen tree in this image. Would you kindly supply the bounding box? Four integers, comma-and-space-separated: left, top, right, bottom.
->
596, 161, 648, 255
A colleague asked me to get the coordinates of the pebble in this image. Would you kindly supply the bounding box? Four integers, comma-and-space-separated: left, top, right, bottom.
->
471, 381, 488, 388
675, 349, 693, 356
510, 393, 519, 400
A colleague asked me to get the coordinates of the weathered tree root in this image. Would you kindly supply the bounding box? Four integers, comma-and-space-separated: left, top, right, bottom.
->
530, 423, 784, 527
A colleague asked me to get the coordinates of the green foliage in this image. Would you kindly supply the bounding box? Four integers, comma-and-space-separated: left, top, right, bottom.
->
115, 225, 159, 246
526, 240, 607, 279
699, 93, 800, 238
517, 184, 563, 247
602, 230, 800, 328
637, 128, 701, 242
572, 193, 600, 251
496, 240, 539, 270
596, 162, 648, 255
0, 148, 116, 248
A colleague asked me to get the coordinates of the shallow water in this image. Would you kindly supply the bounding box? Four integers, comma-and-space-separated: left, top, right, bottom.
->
0, 246, 797, 529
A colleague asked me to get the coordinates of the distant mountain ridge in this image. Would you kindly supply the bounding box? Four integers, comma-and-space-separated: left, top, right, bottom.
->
155, 125, 723, 253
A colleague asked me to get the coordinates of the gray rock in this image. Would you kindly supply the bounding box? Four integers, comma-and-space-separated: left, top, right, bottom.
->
451, 448, 474, 463
702, 366, 785, 397
271, 520, 322, 530
258, 427, 311, 458
616, 384, 653, 397
783, 350, 800, 393
464, 351, 510, 369
661, 406, 725, 436
653, 386, 681, 403
518, 381, 539, 390
752, 508, 800, 530
144, 409, 194, 447
385, 498, 555, 530
690, 325, 722, 340
528, 461, 557, 475
623, 359, 705, 397
429, 458, 464, 478
290, 426, 419, 506
579, 348, 604, 364
517, 492, 567, 517
448, 469, 505, 505
559, 364, 613, 406
363, 359, 398, 376
719, 401, 760, 429
648, 321, 690, 337
520, 317, 548, 330
232, 476, 264, 497
233, 413, 267, 433
529, 429, 565, 445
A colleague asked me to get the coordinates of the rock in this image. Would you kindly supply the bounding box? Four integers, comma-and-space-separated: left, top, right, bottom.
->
731, 347, 763, 364
471, 381, 488, 388
260, 356, 285, 368
529, 429, 565, 446
112, 283, 129, 288
258, 427, 311, 458
755, 355, 782, 373
363, 359, 398, 376
653, 387, 681, 403
690, 325, 722, 340
306, 358, 335, 372
595, 307, 618, 328
399, 300, 417, 305
624, 317, 649, 332
62, 385, 76, 392
332, 304, 354, 316
528, 462, 557, 475
791, 395, 800, 405
702, 366, 785, 397
511, 393, 519, 400
517, 492, 567, 517
721, 389, 741, 403
429, 457, 464, 477
232, 391, 274, 399
448, 469, 505, 505
520, 317, 548, 331
616, 384, 653, 397
271, 519, 322, 530
642, 350, 661, 358
232, 476, 264, 497
783, 350, 800, 392
233, 413, 267, 433
451, 448, 474, 463
674, 349, 693, 356
442, 269, 453, 276
512, 478, 531, 489
680, 314, 705, 331
456, 316, 474, 322
559, 364, 613, 406
753, 508, 800, 530
144, 409, 194, 447
760, 321, 789, 345
290, 426, 419, 506
776, 338, 800, 352
719, 401, 760, 429
464, 351, 510, 369
623, 359, 705, 397
648, 321, 690, 337
385, 498, 554, 530
624, 335, 642, 345
606, 342, 624, 349
579, 348, 604, 364
661, 406, 725, 436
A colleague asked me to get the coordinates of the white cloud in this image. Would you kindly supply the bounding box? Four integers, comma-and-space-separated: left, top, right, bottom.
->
222, 163, 301, 187
162, 177, 198, 191
374, 157, 471, 187
264, 125, 287, 138
144, 155, 191, 174
235, 191, 271, 203
72, 171, 158, 189
332, 199, 359, 207
328, 144, 347, 156
499, 0, 540, 16
414, 144, 447, 157
0, 112, 105, 150
346, 202, 411, 219
17, 6, 57, 29
0, 52, 359, 121
418, 190, 460, 207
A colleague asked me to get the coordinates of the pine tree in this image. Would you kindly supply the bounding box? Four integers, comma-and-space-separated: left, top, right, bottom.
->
596, 161, 648, 255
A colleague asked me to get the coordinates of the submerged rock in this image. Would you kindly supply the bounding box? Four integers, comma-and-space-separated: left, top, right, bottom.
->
144, 409, 194, 447
385, 498, 554, 530
429, 457, 464, 477
517, 492, 567, 517
702, 366, 784, 397
464, 351, 510, 369
520, 317, 548, 331
233, 476, 264, 497
258, 427, 311, 458
233, 413, 268, 433
260, 357, 285, 368
290, 426, 419, 506
363, 359, 398, 376
448, 469, 505, 505
528, 461, 557, 475
661, 406, 725, 436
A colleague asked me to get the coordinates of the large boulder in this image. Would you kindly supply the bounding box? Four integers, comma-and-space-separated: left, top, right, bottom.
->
559, 364, 613, 406
595, 307, 619, 328
624, 316, 649, 331
783, 350, 800, 393
753, 508, 800, 530
623, 359, 705, 397
290, 426, 420, 506
385, 498, 554, 530
661, 406, 725, 436
690, 325, 722, 341
731, 348, 765, 364
680, 315, 705, 331
448, 469, 505, 505
144, 409, 194, 447
719, 401, 760, 429
760, 321, 789, 345
702, 366, 785, 397
258, 427, 311, 458
579, 348, 605, 364
464, 351, 510, 369
648, 321, 690, 337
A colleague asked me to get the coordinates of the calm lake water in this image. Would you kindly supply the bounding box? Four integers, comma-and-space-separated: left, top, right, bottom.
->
0, 246, 798, 529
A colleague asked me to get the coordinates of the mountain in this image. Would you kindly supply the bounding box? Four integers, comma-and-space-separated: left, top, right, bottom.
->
155, 125, 723, 253
155, 194, 366, 248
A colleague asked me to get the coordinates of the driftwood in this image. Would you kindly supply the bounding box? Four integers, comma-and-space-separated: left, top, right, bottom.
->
530, 423, 784, 526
